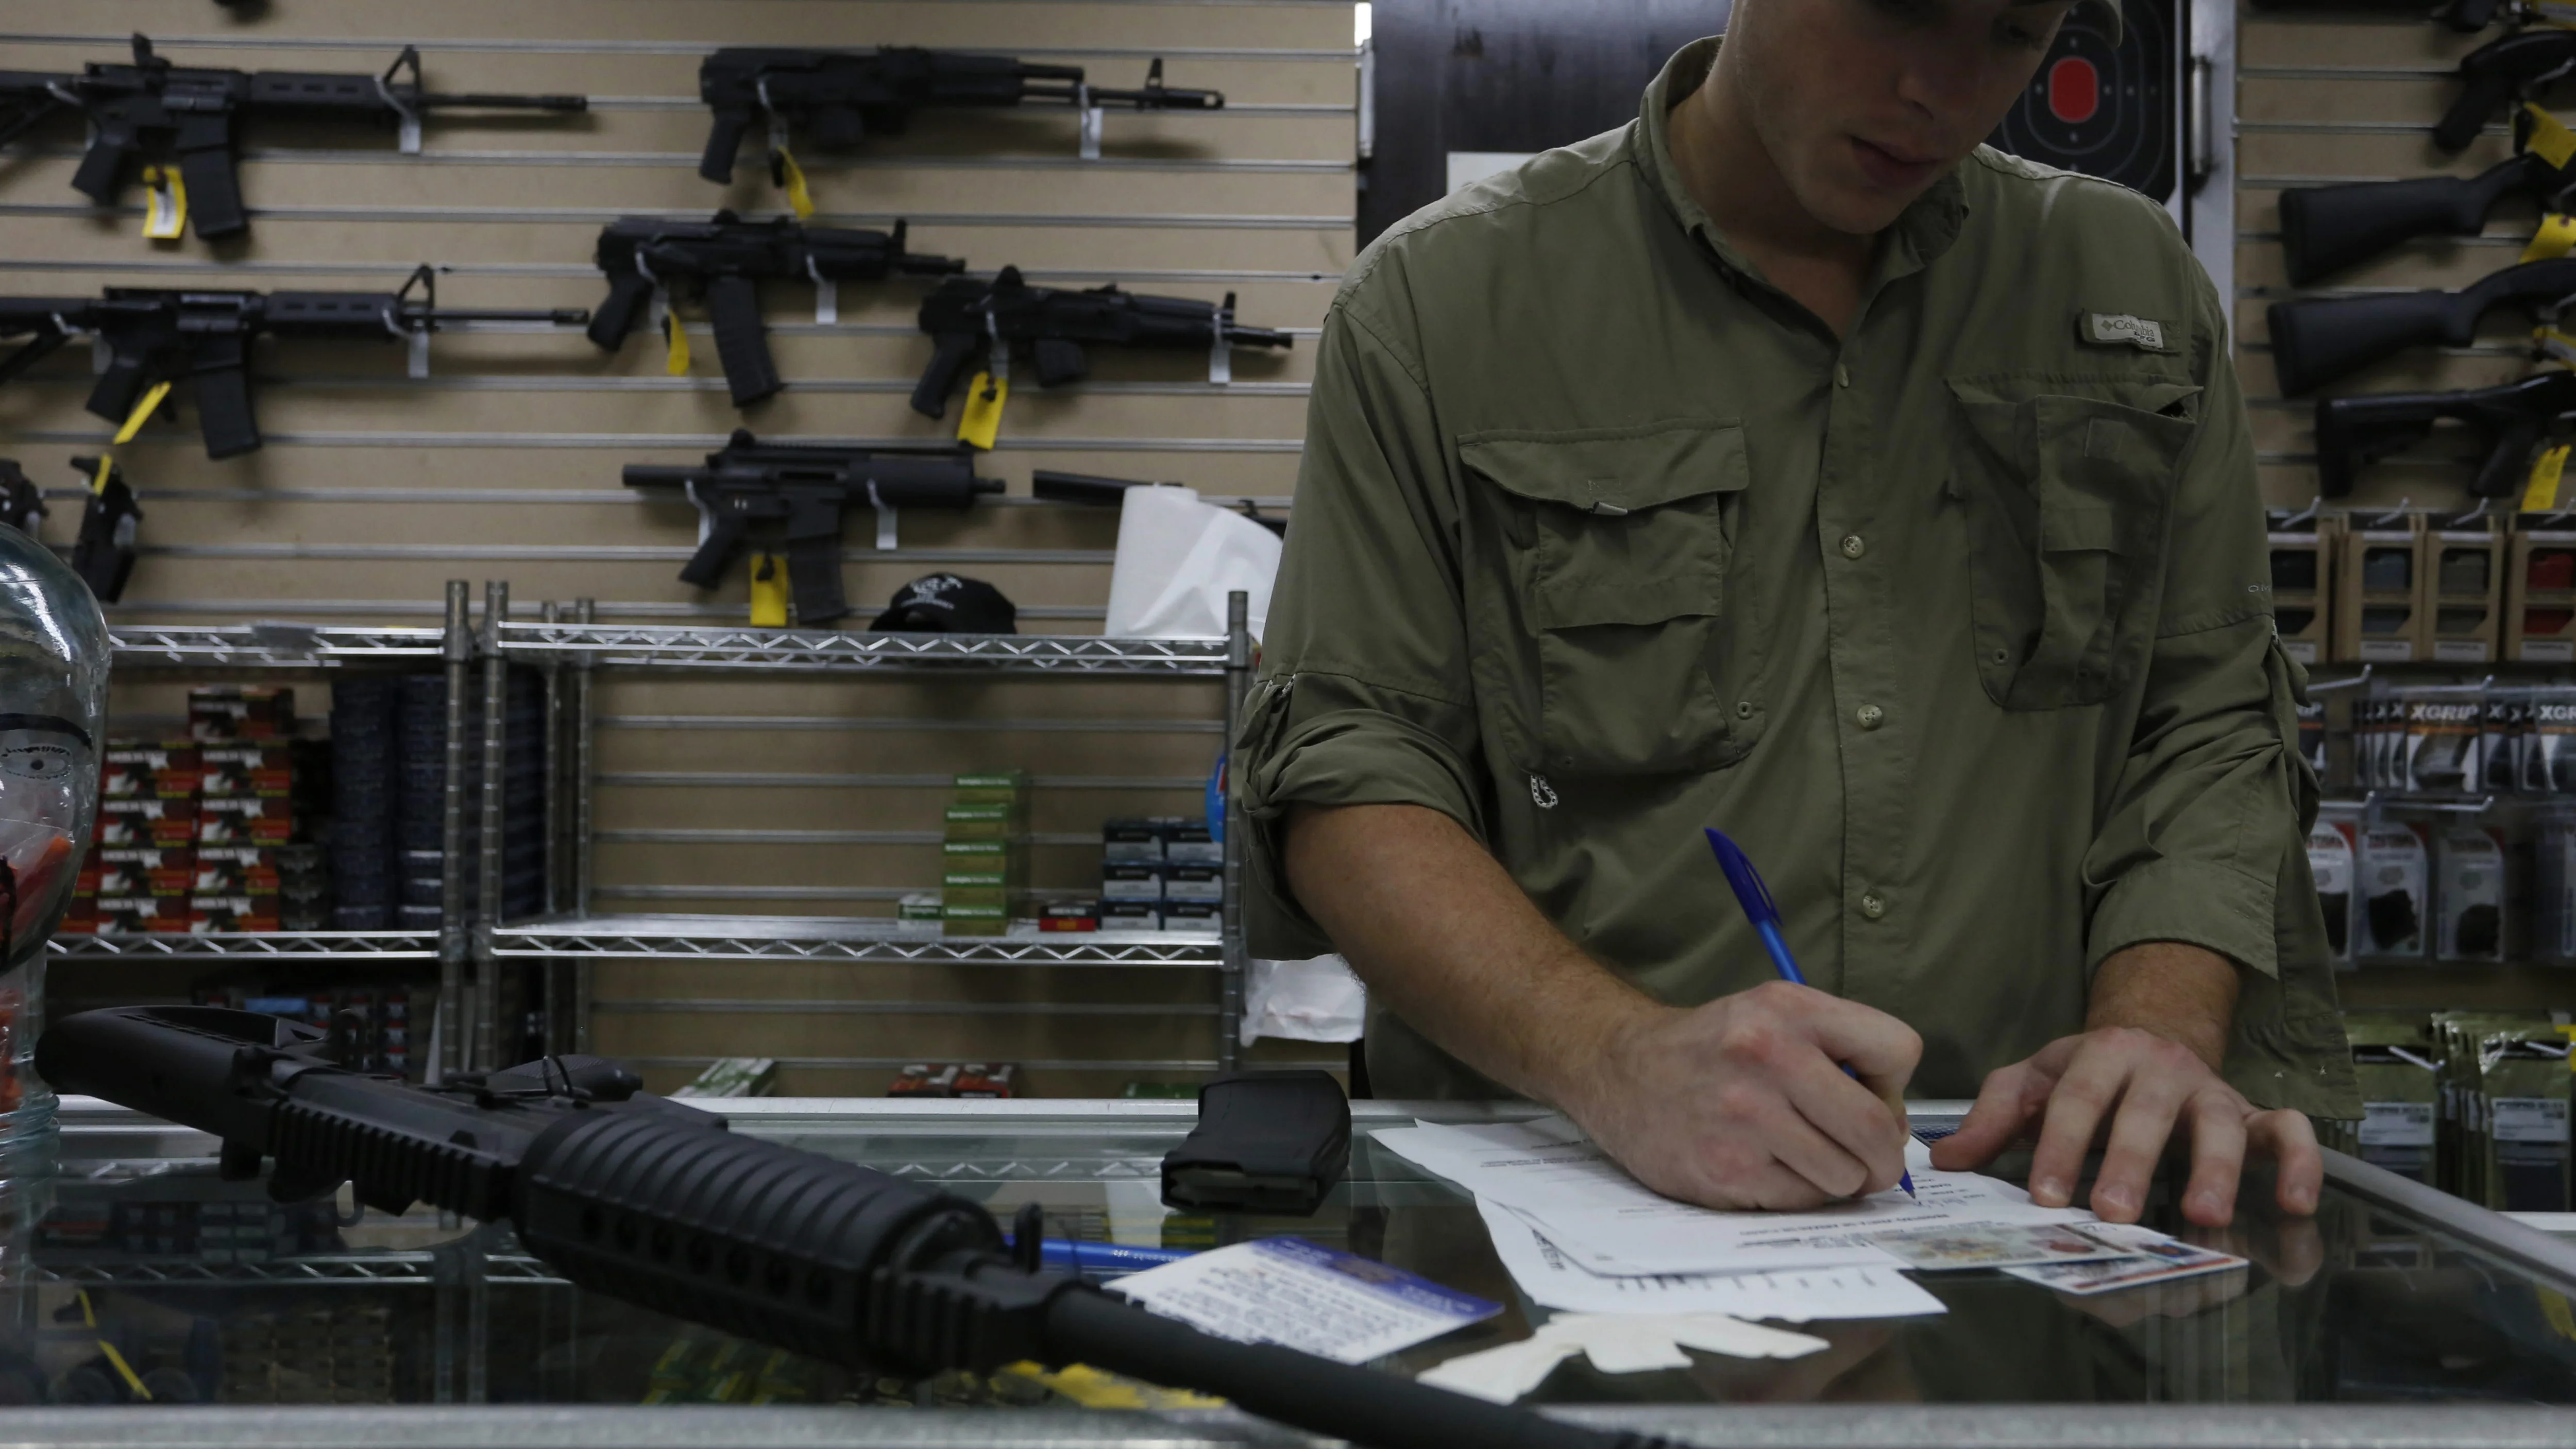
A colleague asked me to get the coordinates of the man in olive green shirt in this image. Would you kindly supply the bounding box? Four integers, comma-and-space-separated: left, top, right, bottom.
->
1238, 0, 2359, 1227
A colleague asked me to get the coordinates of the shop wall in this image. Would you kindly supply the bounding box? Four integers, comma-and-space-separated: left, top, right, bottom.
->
0, 1, 1359, 1094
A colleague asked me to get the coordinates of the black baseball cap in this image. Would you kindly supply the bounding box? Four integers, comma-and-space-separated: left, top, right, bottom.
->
870, 574, 1018, 634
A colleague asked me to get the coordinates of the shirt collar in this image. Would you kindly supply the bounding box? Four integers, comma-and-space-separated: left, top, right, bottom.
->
1634, 38, 1970, 288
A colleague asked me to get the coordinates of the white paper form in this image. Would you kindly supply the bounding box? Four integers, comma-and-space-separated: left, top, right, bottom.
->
1477, 1198, 1948, 1320
1113, 1237, 1499, 1364
1379, 1118, 2092, 1278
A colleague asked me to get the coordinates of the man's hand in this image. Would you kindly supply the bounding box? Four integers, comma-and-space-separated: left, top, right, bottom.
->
1568, 981, 1923, 1211
1928, 943, 2321, 1228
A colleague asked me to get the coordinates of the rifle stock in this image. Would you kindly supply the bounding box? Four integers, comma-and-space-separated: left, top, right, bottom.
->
2314, 370, 2576, 498
2278, 158, 2537, 286
2268, 290, 2478, 396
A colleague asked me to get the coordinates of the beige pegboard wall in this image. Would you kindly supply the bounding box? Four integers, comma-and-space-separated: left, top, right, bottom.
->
0, 1, 1357, 1094
2236, 9, 2544, 514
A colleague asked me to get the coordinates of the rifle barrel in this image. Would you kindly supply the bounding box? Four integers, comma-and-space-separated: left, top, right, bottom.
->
419, 91, 589, 112
419, 307, 593, 326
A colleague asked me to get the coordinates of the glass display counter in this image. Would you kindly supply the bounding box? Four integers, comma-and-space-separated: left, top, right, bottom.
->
2, 1096, 2572, 1446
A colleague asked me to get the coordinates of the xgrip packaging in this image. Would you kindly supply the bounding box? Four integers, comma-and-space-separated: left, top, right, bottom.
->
2434, 826, 2507, 963
2359, 825, 2430, 960
2399, 692, 2484, 793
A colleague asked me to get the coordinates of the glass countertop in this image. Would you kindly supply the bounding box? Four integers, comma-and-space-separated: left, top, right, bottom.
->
2, 1096, 2572, 1446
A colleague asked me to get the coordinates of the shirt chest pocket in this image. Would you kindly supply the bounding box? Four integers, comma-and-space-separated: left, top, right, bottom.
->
1946, 377, 2199, 710
1458, 420, 1752, 777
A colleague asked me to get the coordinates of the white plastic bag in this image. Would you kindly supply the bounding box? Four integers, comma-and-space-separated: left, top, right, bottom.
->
1240, 954, 1366, 1046
1103, 485, 1282, 642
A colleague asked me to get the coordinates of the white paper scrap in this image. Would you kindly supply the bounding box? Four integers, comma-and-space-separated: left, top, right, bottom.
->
1112, 1236, 1499, 1365
1478, 1198, 1948, 1320
1418, 1312, 1827, 1403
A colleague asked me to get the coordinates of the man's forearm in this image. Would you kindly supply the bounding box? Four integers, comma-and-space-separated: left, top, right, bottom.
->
1280, 801, 1653, 1110
2088, 941, 2239, 1071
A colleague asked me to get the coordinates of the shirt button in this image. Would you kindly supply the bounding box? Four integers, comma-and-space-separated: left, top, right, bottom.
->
1839, 534, 1866, 560
1834, 364, 1851, 389
1857, 704, 1885, 730
1860, 893, 1887, 920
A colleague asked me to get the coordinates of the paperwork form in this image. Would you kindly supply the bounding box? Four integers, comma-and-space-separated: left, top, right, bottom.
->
1376, 1117, 2095, 1278
1477, 1198, 1948, 1320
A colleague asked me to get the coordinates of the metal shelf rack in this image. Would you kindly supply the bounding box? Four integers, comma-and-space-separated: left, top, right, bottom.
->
476, 587, 1259, 1078
48, 932, 438, 963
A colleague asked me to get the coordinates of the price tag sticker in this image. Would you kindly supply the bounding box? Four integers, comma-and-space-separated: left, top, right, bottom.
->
2528, 442, 2571, 513
2531, 104, 2576, 172
140, 165, 187, 241
957, 371, 1008, 451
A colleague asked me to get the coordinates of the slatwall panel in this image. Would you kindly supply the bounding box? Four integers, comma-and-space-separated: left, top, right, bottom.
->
0, 0, 1357, 1095
2235, 12, 2520, 510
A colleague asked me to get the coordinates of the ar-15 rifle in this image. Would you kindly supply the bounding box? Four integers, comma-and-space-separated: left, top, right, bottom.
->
2438, 28, 2576, 151
2313, 369, 2576, 497
2279, 145, 2576, 285
66, 457, 143, 603
0, 33, 587, 240
0, 460, 43, 538
0, 265, 590, 459
1033, 468, 1288, 536
590, 212, 964, 407
2265, 254, 2576, 396
624, 429, 1004, 625
36, 1004, 1660, 1449
913, 267, 1293, 420
697, 48, 1222, 183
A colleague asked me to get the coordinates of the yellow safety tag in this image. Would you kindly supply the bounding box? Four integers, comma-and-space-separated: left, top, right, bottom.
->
113, 380, 173, 445
748, 551, 789, 627
2528, 213, 2576, 264
2531, 104, 2576, 172
140, 165, 186, 241
2543, 1288, 2576, 1342
661, 310, 691, 377
2528, 444, 2572, 513
75, 1292, 152, 1400
773, 147, 816, 220
90, 455, 114, 494
957, 371, 1008, 451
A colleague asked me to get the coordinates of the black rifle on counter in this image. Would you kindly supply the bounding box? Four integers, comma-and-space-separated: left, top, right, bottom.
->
2439, 28, 2576, 151
696, 47, 1222, 182
0, 33, 586, 240
2278, 144, 2576, 285
66, 457, 143, 603
35, 1004, 1666, 1449
589, 212, 964, 407
1033, 468, 1287, 536
624, 429, 1004, 625
2313, 369, 2576, 497
0, 265, 590, 459
2265, 254, 2576, 395
913, 267, 1293, 420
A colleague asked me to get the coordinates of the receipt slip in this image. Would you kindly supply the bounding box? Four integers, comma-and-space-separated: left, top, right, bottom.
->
1476, 1198, 1946, 1321
1111, 1237, 1500, 1365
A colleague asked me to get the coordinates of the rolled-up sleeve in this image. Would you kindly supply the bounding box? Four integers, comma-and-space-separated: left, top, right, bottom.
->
2077, 282, 2359, 1117
1236, 286, 1489, 961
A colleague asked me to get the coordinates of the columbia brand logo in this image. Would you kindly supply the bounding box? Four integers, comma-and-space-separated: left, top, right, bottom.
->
2081, 311, 2170, 351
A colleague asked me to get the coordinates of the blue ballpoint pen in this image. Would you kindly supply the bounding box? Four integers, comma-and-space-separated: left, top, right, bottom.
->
1705, 827, 1918, 1200
1004, 1236, 1197, 1275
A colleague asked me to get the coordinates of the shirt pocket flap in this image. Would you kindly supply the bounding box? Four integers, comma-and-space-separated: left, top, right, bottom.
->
1458, 419, 1750, 516
2040, 500, 2121, 554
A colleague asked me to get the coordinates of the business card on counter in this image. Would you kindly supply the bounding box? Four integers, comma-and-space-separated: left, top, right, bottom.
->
1111, 1237, 1501, 1365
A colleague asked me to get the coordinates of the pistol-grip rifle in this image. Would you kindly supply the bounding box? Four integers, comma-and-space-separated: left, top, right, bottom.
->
68, 114, 140, 206
782, 491, 850, 624
67, 458, 141, 604
911, 330, 983, 419
2438, 50, 2535, 152
84, 333, 159, 434
704, 272, 785, 407
628, 470, 746, 589
589, 268, 655, 351
2314, 400, 2441, 498
699, 107, 755, 182
2475, 410, 2555, 497
173, 111, 248, 240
